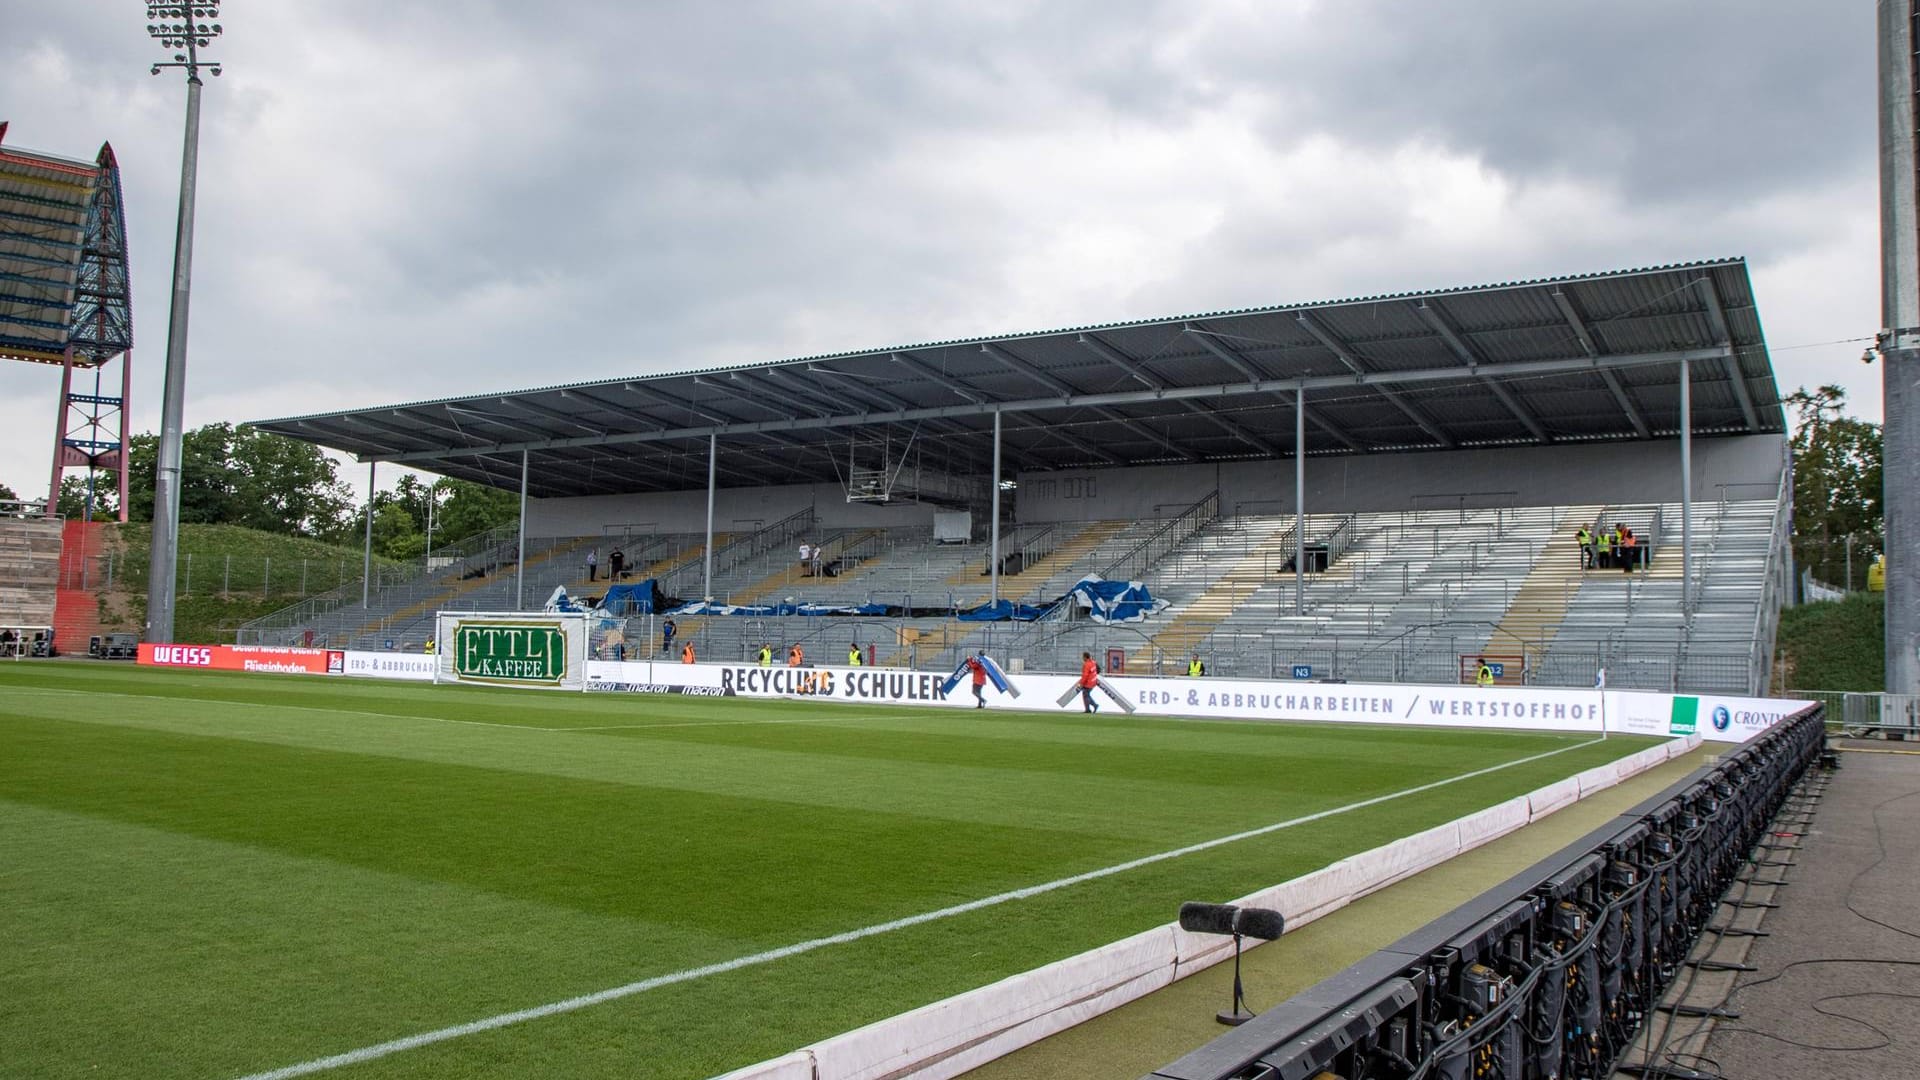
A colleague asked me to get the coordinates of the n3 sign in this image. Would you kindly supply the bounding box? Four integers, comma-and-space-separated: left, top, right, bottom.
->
1291, 665, 1313, 680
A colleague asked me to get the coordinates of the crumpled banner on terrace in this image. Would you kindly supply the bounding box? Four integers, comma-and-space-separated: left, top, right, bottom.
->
1067, 575, 1168, 624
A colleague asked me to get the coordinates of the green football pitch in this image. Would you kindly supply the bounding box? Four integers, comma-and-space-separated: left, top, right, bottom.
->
0, 663, 1654, 1080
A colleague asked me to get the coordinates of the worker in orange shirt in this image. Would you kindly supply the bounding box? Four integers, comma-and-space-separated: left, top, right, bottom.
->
681, 641, 696, 664
966, 651, 990, 709
1078, 651, 1101, 714
787, 644, 804, 667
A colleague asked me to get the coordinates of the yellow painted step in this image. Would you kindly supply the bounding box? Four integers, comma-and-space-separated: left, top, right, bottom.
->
1148, 522, 1298, 659
1488, 517, 1593, 653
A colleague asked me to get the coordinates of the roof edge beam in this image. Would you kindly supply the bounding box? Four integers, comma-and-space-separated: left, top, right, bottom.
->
1695, 277, 1761, 430
1416, 300, 1548, 444
353, 347, 1731, 463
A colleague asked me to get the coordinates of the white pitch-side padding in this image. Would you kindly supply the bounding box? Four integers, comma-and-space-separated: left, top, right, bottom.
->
711, 1051, 815, 1080
732, 737, 1690, 1080
1573, 761, 1623, 797
807, 926, 1177, 1080
1667, 733, 1705, 758
1527, 776, 1583, 820
1344, 820, 1463, 894
1453, 795, 1533, 849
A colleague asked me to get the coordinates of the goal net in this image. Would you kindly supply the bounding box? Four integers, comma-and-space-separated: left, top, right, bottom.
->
433, 611, 589, 691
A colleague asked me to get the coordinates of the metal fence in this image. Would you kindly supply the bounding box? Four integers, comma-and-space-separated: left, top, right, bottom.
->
57, 550, 407, 598
1785, 689, 1920, 736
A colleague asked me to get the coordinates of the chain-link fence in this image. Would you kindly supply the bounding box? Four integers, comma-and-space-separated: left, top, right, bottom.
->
58, 550, 413, 599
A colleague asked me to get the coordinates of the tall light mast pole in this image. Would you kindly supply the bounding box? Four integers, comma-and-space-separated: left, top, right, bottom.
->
141, 3, 222, 644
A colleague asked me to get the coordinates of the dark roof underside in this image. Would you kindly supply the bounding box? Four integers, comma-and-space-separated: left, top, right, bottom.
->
256, 259, 1784, 499
0, 124, 132, 368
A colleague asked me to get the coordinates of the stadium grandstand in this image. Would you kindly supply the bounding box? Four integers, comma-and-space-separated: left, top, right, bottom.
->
0, 122, 135, 657
248, 257, 1791, 694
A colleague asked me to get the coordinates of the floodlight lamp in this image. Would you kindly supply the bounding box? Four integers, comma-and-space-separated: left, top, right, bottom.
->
210, 66, 222, 76
174, 53, 187, 61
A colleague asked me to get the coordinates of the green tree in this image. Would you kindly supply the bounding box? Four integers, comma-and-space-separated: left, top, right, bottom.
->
0, 482, 19, 503
1787, 384, 1883, 585
55, 475, 119, 520
124, 423, 355, 539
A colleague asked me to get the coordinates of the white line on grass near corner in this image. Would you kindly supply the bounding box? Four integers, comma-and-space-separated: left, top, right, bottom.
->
227, 735, 1608, 1080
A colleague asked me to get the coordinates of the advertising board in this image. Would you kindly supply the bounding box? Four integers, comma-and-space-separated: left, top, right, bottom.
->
138, 643, 343, 676
432, 612, 588, 691
342, 651, 437, 681
584, 662, 1617, 735
1606, 691, 1809, 743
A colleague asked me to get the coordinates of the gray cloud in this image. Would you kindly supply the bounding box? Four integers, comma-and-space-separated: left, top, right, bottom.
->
0, 1, 1884, 501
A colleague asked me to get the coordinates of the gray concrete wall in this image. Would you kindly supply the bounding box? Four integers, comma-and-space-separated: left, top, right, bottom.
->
524, 481, 940, 539
1013, 435, 1787, 522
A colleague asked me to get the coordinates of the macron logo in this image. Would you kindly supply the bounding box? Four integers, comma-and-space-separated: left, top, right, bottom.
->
153, 646, 213, 666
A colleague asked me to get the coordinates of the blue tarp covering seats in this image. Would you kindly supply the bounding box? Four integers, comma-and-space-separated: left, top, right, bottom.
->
599, 580, 663, 615
1067, 575, 1169, 623
956, 599, 1055, 622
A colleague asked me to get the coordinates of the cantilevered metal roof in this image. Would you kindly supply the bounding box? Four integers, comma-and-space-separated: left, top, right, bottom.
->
255, 258, 1784, 499
0, 123, 133, 368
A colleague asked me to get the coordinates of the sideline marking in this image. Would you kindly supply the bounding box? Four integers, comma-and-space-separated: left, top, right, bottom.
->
228, 736, 1609, 1080
0, 686, 926, 734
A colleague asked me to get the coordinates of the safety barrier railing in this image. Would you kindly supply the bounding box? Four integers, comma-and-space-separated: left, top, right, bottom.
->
1099, 490, 1220, 583
1148, 704, 1827, 1080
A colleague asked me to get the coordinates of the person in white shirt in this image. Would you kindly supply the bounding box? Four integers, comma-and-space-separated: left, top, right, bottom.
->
798, 542, 813, 576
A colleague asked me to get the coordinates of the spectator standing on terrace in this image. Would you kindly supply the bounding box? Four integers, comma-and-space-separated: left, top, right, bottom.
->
1079, 652, 1101, 714
586, 547, 598, 582
609, 547, 625, 581
967, 651, 989, 709
798, 542, 814, 576
1619, 527, 1637, 573
661, 617, 677, 655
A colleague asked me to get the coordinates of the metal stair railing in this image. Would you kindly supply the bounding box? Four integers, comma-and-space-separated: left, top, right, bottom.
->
234, 521, 523, 645
1098, 490, 1220, 583
663, 507, 816, 598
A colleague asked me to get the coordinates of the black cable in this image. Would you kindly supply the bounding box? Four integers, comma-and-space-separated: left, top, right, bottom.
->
1840, 788, 1920, 943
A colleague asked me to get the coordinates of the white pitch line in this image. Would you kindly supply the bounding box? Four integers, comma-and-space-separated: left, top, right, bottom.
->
228, 736, 1608, 1080
0, 686, 920, 734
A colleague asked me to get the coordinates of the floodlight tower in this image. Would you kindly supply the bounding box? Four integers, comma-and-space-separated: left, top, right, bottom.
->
142, 3, 222, 644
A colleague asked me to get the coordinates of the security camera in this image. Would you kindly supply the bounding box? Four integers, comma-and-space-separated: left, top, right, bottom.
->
1863, 348, 1877, 365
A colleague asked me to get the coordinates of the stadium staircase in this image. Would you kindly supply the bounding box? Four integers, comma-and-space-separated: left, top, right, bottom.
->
1483, 517, 1591, 663
1146, 517, 1324, 662
51, 520, 109, 653
0, 516, 63, 643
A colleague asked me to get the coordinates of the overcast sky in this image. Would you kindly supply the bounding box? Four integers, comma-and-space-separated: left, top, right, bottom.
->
0, 1, 1884, 503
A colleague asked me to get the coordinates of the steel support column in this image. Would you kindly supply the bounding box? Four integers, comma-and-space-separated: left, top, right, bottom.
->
1680, 359, 1693, 612
1295, 388, 1306, 616
703, 433, 717, 602
991, 410, 1002, 606
47, 348, 74, 515
515, 451, 528, 610
117, 349, 132, 522
1881, 0, 1920, 695
362, 461, 375, 609
144, 66, 206, 644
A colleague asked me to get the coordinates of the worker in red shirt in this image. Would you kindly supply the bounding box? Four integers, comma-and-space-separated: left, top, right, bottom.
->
1078, 651, 1101, 714
966, 651, 990, 709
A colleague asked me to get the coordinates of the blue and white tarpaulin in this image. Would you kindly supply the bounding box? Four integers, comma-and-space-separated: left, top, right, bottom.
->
956, 599, 1057, 623
1067, 576, 1168, 624
664, 599, 891, 617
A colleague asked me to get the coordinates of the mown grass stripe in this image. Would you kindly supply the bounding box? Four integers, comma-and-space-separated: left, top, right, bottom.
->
227, 737, 1602, 1080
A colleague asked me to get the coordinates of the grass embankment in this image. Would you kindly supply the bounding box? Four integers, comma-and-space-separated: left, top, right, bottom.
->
1775, 591, 1883, 691
97, 524, 402, 643
0, 663, 1654, 1080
